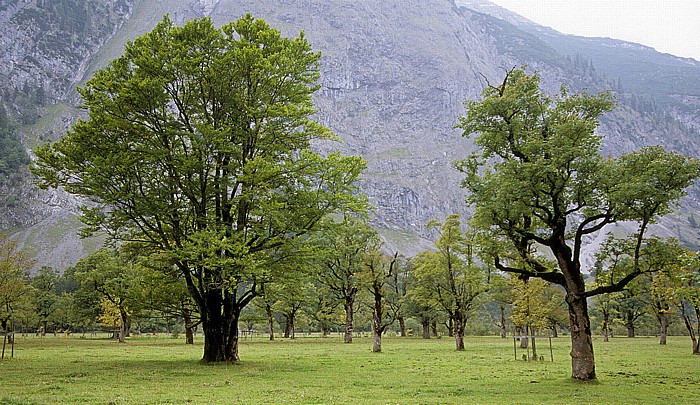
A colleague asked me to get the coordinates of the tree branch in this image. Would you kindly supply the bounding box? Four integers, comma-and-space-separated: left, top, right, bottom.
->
494, 256, 566, 286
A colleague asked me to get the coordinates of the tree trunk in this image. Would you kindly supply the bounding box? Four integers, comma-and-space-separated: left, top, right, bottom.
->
551, 324, 558, 338
321, 325, 330, 337
500, 306, 507, 338
520, 325, 528, 349
603, 313, 610, 343
531, 336, 538, 360
372, 327, 382, 353
265, 304, 274, 341
200, 290, 241, 363
118, 308, 128, 343
185, 324, 194, 345
202, 322, 227, 362
422, 319, 431, 339
183, 309, 195, 345
344, 297, 354, 343
658, 312, 669, 345
372, 289, 383, 352
567, 292, 596, 380
431, 321, 438, 337
625, 310, 636, 338
1, 319, 12, 345
288, 313, 296, 340
453, 317, 465, 351
681, 305, 700, 354
283, 317, 291, 338
398, 317, 406, 337
694, 306, 700, 355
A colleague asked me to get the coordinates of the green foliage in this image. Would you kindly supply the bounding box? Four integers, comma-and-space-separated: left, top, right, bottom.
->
32, 14, 366, 361
0, 235, 34, 328
455, 68, 700, 379
29, 266, 58, 332
412, 215, 488, 348
456, 68, 700, 292
139, 269, 194, 317
359, 249, 401, 350
313, 216, 379, 300
0, 103, 29, 179
302, 279, 344, 335
311, 215, 378, 341
510, 278, 560, 333
653, 249, 700, 352
68, 248, 145, 341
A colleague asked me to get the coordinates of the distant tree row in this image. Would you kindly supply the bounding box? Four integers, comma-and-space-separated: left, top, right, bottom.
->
3, 221, 698, 355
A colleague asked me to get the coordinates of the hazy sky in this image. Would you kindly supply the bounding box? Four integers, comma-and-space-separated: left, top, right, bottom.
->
488, 0, 700, 61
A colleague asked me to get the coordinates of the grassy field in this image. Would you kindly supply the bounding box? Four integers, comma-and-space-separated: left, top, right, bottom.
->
0, 334, 698, 404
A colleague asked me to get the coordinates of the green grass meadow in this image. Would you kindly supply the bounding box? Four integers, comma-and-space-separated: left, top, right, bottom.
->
1, 335, 698, 404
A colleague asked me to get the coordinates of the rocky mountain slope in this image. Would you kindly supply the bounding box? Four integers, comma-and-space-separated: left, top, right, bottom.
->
2, 0, 699, 271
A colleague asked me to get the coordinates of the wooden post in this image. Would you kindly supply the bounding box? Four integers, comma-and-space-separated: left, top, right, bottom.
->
513, 335, 554, 362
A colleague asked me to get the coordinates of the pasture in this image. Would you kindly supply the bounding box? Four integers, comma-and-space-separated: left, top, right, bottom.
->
0, 334, 697, 404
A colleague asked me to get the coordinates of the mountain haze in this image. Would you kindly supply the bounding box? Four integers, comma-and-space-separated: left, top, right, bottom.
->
1, 0, 699, 271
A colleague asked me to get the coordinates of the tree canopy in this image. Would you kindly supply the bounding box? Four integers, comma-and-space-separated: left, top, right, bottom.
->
412, 214, 488, 351
455, 68, 700, 380
32, 14, 366, 362
0, 235, 34, 333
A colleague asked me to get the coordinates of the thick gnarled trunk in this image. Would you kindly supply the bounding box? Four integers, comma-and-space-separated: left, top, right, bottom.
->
200, 290, 242, 363
567, 292, 595, 380
553, 238, 596, 380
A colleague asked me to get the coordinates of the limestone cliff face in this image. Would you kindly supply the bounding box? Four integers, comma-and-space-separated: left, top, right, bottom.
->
209, 0, 512, 238
0, 0, 133, 103
2, 0, 699, 269
0, 0, 134, 231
